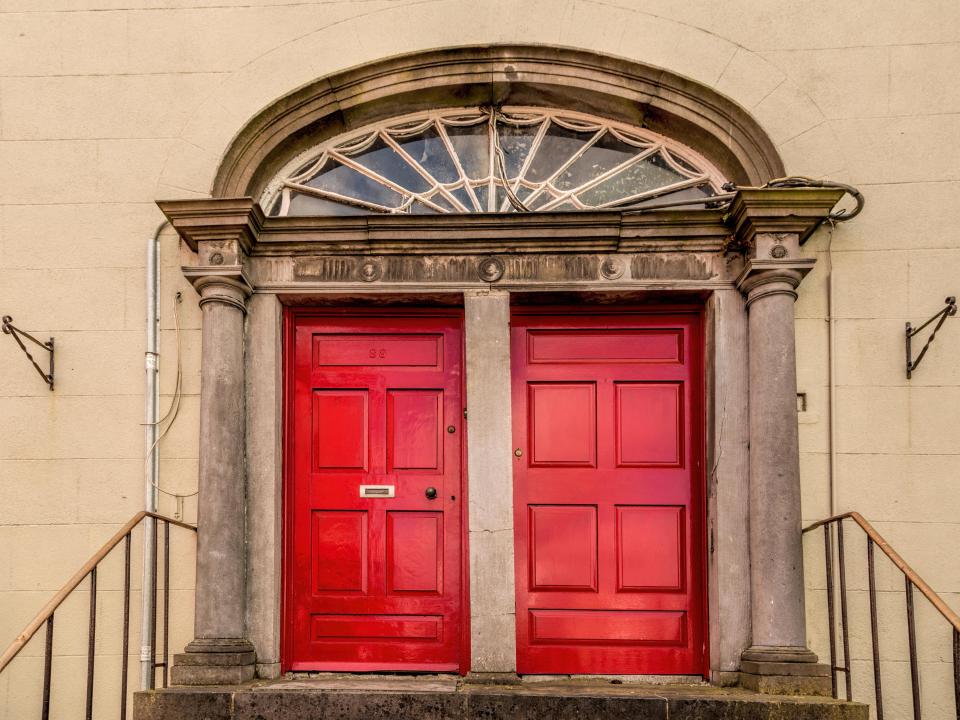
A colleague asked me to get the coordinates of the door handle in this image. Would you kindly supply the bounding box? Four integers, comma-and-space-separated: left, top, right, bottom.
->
424, 486, 438, 500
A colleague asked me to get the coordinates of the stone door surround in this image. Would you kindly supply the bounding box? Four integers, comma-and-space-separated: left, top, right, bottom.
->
160, 186, 843, 694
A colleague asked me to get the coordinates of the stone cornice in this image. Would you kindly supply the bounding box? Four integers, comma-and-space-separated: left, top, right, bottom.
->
725, 187, 845, 250
158, 198, 264, 253
159, 188, 845, 267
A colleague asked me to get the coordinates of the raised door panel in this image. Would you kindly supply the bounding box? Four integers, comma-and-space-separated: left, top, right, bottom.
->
529, 505, 598, 592
615, 382, 683, 467
387, 511, 442, 594
529, 383, 596, 467
313, 390, 368, 470
311, 511, 368, 594
616, 506, 684, 592
388, 390, 442, 471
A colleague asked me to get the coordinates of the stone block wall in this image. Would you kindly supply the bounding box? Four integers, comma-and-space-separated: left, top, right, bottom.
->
0, 1, 958, 716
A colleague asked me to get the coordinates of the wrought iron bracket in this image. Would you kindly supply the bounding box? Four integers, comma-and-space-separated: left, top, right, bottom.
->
1, 315, 54, 390
906, 297, 957, 379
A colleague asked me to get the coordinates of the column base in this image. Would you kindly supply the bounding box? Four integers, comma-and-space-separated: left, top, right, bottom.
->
739, 646, 831, 697
171, 639, 256, 686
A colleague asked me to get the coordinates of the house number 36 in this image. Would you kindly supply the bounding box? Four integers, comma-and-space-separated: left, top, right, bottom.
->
369, 348, 386, 358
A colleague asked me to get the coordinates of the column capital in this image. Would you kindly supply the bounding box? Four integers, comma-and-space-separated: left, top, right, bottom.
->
182, 269, 253, 314
725, 187, 845, 253
157, 197, 264, 254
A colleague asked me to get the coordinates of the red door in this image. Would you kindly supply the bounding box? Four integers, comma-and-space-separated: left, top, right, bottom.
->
512, 310, 705, 675
285, 311, 465, 672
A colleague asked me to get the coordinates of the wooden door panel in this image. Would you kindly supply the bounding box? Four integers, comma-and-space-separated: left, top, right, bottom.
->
528, 383, 596, 466
616, 506, 684, 592
387, 511, 442, 594
313, 390, 369, 470
615, 382, 684, 467
529, 505, 598, 592
387, 390, 443, 471
286, 312, 464, 672
513, 311, 705, 676
311, 510, 368, 594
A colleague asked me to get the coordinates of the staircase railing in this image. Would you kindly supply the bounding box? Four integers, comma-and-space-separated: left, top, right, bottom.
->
0, 512, 196, 720
804, 511, 960, 719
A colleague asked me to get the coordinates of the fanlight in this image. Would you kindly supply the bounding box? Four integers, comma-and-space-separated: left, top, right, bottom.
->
262, 108, 728, 216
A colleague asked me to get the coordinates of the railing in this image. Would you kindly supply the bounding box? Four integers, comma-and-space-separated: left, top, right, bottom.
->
804, 511, 960, 719
0, 512, 196, 719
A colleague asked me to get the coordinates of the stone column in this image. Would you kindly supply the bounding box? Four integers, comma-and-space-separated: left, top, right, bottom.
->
464, 290, 516, 675
159, 202, 263, 686
724, 189, 844, 696
736, 232, 830, 696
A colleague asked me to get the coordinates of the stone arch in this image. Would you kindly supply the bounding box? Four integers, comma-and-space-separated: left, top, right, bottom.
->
211, 45, 785, 202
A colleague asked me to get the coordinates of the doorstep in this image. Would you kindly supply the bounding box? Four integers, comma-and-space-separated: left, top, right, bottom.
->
134, 674, 868, 719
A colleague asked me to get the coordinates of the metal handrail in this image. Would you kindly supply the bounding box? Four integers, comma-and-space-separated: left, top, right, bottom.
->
804, 510, 960, 720
803, 511, 960, 632
0, 511, 195, 674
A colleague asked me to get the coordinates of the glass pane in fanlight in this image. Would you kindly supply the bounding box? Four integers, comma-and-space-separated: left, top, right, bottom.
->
577, 152, 688, 207
551, 200, 578, 212
427, 194, 456, 212
472, 184, 489, 211
394, 126, 460, 184
619, 183, 714, 209
350, 137, 432, 194
494, 184, 511, 212
409, 201, 440, 214
524, 121, 594, 183
268, 193, 284, 215
524, 190, 555, 210
496, 121, 541, 180
553, 131, 641, 191
444, 123, 489, 180
286, 191, 372, 216
305, 159, 404, 208
448, 186, 477, 212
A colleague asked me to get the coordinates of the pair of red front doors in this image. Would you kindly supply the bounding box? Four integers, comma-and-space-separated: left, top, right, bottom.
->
285, 309, 704, 675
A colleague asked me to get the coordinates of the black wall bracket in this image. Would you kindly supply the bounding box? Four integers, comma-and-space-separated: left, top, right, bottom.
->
906, 297, 956, 379
2, 315, 54, 390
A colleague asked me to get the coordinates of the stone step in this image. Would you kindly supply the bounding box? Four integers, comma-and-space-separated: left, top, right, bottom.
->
134, 676, 868, 720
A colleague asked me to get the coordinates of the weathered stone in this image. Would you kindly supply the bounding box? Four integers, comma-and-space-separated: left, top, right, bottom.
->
739, 673, 833, 698
169, 663, 256, 686
135, 680, 867, 720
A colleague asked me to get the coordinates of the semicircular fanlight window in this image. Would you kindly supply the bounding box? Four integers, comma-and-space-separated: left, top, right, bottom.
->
262, 108, 728, 216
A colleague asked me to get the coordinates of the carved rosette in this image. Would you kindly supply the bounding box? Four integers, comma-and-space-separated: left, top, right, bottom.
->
477, 256, 505, 283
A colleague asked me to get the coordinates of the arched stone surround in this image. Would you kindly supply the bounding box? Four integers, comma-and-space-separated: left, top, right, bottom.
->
160, 44, 848, 693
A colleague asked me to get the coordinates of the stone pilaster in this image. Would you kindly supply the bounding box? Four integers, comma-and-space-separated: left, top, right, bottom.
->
728, 189, 843, 696
160, 200, 260, 685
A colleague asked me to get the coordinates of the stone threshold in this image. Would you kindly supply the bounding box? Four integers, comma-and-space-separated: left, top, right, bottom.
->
134, 674, 868, 719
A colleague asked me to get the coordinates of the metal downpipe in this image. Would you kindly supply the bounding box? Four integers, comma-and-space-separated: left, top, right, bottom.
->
140, 223, 165, 690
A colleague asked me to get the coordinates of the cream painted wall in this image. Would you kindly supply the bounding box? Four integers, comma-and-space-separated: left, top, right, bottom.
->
0, 1, 958, 717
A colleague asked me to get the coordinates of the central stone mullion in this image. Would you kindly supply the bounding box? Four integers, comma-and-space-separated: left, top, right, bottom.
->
464, 290, 517, 673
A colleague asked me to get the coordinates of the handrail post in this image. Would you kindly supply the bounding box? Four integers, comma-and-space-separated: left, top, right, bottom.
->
824, 524, 838, 699
85, 567, 97, 720
837, 520, 852, 700
905, 577, 922, 720
41, 615, 53, 720
867, 538, 884, 720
